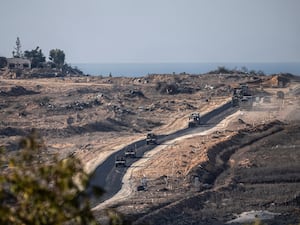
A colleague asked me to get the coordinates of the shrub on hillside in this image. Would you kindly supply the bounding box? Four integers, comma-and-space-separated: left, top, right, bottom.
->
155, 82, 179, 95
0, 130, 100, 225
0, 57, 7, 68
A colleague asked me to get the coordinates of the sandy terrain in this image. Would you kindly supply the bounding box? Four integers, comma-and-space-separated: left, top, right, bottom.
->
1, 71, 300, 224
92, 80, 300, 225
0, 74, 234, 173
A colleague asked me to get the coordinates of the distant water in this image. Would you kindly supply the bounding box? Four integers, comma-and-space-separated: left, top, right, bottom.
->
72, 62, 300, 77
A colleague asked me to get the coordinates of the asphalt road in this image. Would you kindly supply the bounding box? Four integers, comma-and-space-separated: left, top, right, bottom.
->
88, 102, 237, 205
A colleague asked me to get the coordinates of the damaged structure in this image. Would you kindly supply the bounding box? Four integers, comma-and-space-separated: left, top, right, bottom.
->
6, 58, 31, 70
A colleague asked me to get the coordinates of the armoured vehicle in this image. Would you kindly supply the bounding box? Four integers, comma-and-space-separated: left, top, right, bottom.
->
115, 156, 126, 167
232, 84, 253, 109
125, 149, 136, 158
240, 95, 254, 109
188, 113, 201, 128
137, 177, 148, 191
231, 96, 239, 107
146, 133, 157, 145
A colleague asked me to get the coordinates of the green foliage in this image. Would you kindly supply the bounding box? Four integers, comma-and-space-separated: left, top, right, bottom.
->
24, 46, 46, 68
49, 49, 65, 68
105, 209, 130, 225
0, 130, 99, 225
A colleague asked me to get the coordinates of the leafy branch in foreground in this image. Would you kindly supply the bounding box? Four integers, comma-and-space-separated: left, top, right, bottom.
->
0, 130, 100, 225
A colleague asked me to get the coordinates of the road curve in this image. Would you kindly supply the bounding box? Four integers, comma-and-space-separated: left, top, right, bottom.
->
88, 102, 237, 205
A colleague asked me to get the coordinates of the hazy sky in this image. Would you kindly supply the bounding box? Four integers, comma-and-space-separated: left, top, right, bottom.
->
1, 0, 299, 63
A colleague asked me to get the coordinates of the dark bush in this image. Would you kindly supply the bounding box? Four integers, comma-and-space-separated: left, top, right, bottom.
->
155, 82, 179, 95
0, 57, 7, 68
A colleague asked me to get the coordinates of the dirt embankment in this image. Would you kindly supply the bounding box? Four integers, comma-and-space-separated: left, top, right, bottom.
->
126, 120, 300, 225
96, 82, 300, 224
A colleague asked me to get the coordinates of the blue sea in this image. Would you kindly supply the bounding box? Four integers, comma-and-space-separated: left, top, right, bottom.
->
72, 62, 300, 77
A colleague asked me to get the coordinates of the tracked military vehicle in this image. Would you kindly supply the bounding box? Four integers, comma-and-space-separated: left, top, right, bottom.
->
232, 84, 253, 109
125, 149, 136, 158
146, 133, 157, 145
188, 113, 201, 128
115, 156, 126, 167
231, 96, 239, 107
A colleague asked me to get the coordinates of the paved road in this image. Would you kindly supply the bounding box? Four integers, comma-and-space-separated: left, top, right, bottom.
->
88, 102, 237, 205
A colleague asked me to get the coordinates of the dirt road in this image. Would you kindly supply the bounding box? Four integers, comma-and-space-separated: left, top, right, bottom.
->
89, 101, 237, 206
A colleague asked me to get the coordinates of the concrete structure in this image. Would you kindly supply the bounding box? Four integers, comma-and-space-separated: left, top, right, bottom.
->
6, 58, 31, 69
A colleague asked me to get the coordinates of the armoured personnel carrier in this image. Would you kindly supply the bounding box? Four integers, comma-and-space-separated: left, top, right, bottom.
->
232, 84, 253, 109
115, 156, 126, 167
125, 149, 136, 158
188, 113, 201, 128
146, 133, 157, 145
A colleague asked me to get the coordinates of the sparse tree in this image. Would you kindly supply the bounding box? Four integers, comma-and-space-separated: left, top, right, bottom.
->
12, 37, 23, 58
49, 49, 65, 68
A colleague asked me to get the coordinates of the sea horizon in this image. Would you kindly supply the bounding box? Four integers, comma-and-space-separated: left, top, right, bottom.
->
71, 62, 300, 77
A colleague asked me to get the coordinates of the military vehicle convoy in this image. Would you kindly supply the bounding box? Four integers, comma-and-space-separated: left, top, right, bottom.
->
114, 133, 157, 168
188, 113, 201, 128
146, 133, 157, 145
115, 150, 135, 168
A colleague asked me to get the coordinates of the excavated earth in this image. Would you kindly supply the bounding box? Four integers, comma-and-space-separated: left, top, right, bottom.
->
120, 120, 300, 225
0, 71, 300, 225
